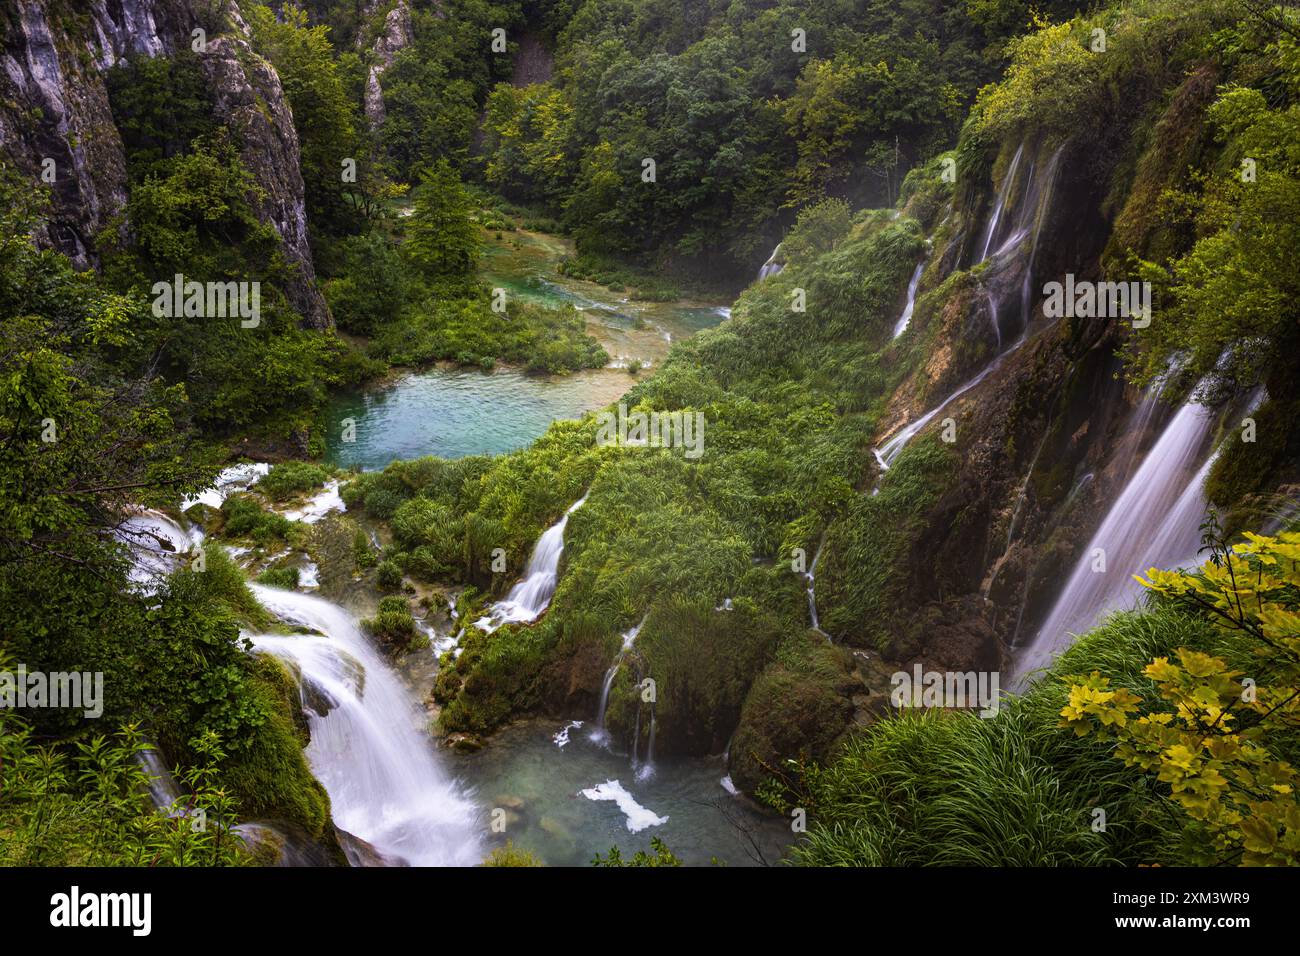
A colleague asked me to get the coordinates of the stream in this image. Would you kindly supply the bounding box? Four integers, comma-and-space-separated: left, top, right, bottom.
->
154, 228, 788, 866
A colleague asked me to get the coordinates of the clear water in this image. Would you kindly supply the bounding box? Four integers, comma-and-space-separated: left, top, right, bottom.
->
323, 367, 632, 471
324, 228, 729, 471
452, 719, 793, 867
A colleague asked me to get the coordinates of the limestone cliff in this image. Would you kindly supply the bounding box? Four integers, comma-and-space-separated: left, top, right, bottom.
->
0, 0, 330, 327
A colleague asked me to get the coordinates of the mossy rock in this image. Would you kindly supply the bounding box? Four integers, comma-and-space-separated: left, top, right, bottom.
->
728, 636, 857, 794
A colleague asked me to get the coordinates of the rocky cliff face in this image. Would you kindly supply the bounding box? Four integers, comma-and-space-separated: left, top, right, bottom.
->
359, 0, 413, 129
0, 0, 330, 327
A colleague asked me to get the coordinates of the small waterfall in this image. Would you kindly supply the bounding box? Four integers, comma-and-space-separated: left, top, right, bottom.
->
118, 508, 203, 589
590, 617, 645, 744
591, 663, 621, 745
804, 534, 831, 639
1011, 394, 1226, 685
978, 143, 1025, 263
874, 344, 1020, 470
984, 290, 1002, 350
476, 496, 587, 632
249, 585, 481, 866
757, 242, 784, 280
137, 746, 184, 815
892, 262, 925, 339
874, 143, 1065, 476
636, 708, 656, 781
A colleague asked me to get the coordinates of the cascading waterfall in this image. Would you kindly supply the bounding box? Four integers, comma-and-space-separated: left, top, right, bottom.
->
248, 585, 481, 866
874, 349, 1018, 471
757, 242, 784, 280
590, 617, 645, 744
892, 262, 925, 339
136, 746, 184, 814
873, 142, 1064, 475
978, 143, 1025, 263
476, 495, 587, 632
1011, 393, 1230, 686
117, 509, 203, 589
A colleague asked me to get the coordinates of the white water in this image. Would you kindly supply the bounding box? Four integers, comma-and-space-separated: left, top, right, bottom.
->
117, 508, 202, 589
978, 143, 1025, 263
757, 243, 784, 280
892, 262, 924, 339
281, 480, 346, 524
874, 348, 1017, 470
137, 747, 184, 814
591, 617, 645, 744
1012, 396, 1221, 684
804, 534, 831, 639
181, 462, 269, 511
476, 496, 587, 632
580, 779, 668, 833
248, 585, 481, 866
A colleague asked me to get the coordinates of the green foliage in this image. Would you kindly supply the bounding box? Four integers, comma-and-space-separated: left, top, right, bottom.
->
786, 603, 1226, 865
259, 461, 332, 501
256, 566, 301, 590
362, 595, 417, 647
247, 3, 368, 237
0, 716, 248, 866
376, 558, 404, 589
1124, 35, 1300, 396
220, 494, 295, 544
475, 0, 1047, 269
482, 840, 544, 866
105, 52, 219, 180
591, 837, 681, 867
323, 232, 416, 335
403, 159, 483, 281
98, 134, 344, 429
819, 435, 960, 651
1064, 527, 1300, 865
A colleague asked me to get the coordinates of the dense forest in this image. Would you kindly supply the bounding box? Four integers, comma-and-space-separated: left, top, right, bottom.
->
1, 0, 1297, 875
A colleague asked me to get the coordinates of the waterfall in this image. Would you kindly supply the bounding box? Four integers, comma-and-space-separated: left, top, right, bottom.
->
757, 242, 784, 280
590, 663, 621, 745
636, 708, 657, 781
804, 533, 831, 639
892, 262, 925, 339
978, 143, 1025, 263
874, 143, 1065, 476
248, 585, 481, 866
137, 746, 184, 815
874, 344, 1021, 470
476, 496, 587, 632
118, 508, 203, 589
1011, 395, 1225, 685
590, 617, 645, 744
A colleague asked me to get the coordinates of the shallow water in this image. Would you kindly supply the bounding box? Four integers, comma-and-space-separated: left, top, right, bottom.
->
452, 719, 793, 867
323, 229, 729, 471
324, 366, 633, 470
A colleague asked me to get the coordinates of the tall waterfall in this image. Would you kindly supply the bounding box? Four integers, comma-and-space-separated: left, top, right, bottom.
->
1011, 396, 1223, 685
873, 142, 1063, 473
248, 585, 481, 866
476, 496, 587, 632
892, 262, 924, 339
